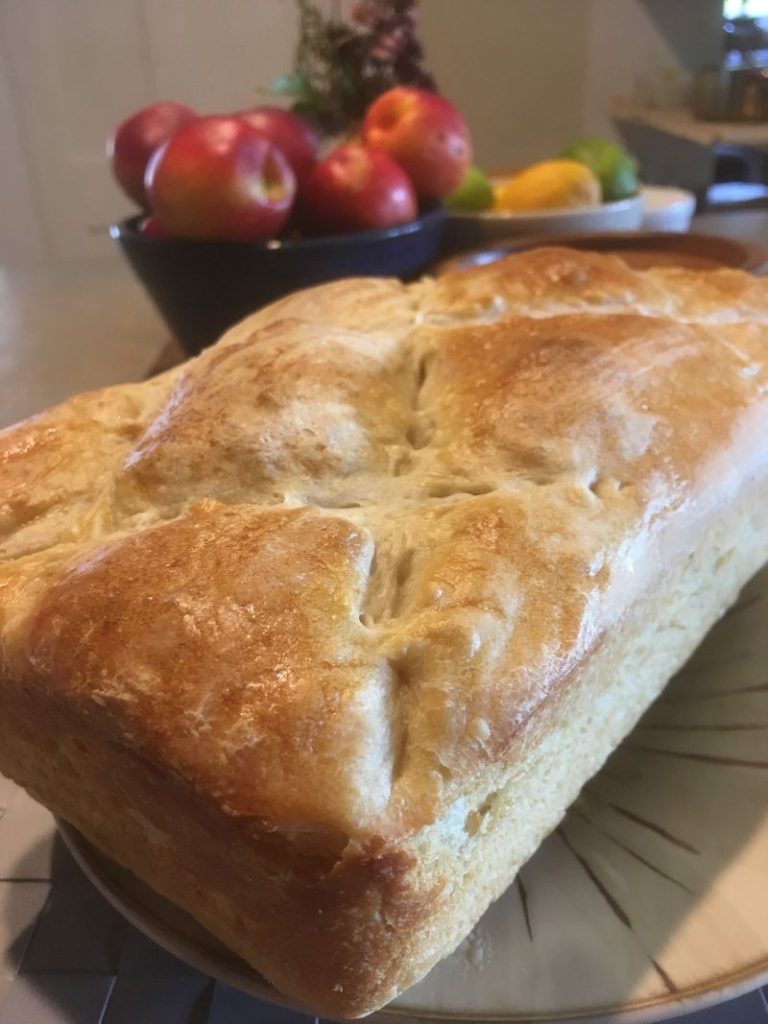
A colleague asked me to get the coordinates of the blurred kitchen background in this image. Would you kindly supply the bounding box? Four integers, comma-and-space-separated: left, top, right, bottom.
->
4, 0, 768, 268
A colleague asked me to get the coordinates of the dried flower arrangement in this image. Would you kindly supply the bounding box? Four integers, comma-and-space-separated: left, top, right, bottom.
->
271, 0, 437, 134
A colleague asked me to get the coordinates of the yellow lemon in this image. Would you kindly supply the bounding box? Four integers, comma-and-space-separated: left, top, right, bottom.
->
493, 159, 602, 212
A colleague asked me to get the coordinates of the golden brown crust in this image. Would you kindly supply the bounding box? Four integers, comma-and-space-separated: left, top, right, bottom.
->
0, 671, 432, 1016
1, 249, 768, 1014
426, 246, 768, 323
0, 379, 168, 561
13, 501, 393, 833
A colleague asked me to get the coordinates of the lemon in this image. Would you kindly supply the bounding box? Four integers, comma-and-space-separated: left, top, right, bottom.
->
559, 137, 638, 201
493, 159, 601, 212
446, 165, 494, 212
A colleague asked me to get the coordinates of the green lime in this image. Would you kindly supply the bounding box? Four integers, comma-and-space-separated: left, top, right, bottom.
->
446, 165, 494, 212
559, 137, 639, 202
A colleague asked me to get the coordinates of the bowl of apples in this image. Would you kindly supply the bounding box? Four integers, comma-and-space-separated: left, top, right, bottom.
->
109, 89, 470, 355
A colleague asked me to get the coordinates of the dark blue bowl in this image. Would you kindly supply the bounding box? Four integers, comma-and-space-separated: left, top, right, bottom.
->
111, 208, 444, 356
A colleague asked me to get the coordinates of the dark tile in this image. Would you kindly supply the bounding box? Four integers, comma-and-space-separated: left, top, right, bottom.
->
48, 835, 94, 888
20, 884, 131, 974
0, 973, 114, 1024
207, 983, 317, 1024
676, 988, 768, 1022
118, 926, 207, 978
103, 976, 213, 1024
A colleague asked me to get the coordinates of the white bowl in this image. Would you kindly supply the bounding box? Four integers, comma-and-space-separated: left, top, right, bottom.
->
640, 184, 696, 232
443, 190, 644, 256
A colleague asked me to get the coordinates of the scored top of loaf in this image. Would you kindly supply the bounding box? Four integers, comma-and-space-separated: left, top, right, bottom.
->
1, 247, 767, 841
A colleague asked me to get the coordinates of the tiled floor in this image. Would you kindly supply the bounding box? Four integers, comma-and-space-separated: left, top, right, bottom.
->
0, 774, 767, 1023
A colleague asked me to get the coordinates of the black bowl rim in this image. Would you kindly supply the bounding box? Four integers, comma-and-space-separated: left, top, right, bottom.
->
110, 205, 444, 251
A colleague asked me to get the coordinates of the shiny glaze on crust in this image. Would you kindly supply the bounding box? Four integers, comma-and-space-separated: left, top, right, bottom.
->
1, 247, 767, 844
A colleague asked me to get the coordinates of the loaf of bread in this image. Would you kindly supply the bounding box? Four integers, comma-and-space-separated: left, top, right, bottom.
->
1, 248, 767, 1017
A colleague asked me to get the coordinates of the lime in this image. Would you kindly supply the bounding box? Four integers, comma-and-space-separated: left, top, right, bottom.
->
446, 165, 494, 212
559, 137, 639, 202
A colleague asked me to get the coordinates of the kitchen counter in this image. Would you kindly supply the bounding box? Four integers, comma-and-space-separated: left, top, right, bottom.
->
614, 104, 768, 151
0, 258, 165, 430
1, 221, 768, 1023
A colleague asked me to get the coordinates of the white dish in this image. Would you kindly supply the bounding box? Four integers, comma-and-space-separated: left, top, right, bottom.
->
58, 563, 768, 1024
641, 186, 697, 233
443, 185, 697, 258
443, 192, 644, 255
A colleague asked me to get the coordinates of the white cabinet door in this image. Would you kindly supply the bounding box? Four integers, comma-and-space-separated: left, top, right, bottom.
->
0, 0, 321, 264
0, 0, 154, 262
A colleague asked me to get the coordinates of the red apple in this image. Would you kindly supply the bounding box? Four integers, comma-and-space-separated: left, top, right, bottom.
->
362, 87, 471, 202
137, 215, 170, 237
145, 116, 296, 241
238, 106, 319, 185
299, 143, 417, 236
108, 101, 197, 208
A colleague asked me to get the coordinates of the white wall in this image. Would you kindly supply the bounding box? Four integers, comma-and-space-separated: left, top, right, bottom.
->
0, 45, 46, 266
419, 0, 593, 170
0, 0, 156, 264
0, 0, 722, 266
419, 0, 722, 168
0, 0, 324, 265
139, 0, 305, 113
583, 0, 722, 137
